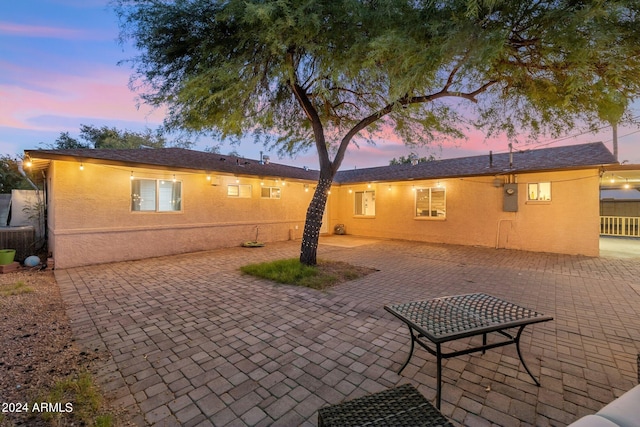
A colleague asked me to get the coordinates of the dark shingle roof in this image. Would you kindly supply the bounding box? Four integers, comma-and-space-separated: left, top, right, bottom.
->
26, 142, 616, 184
25, 148, 320, 181
334, 142, 617, 184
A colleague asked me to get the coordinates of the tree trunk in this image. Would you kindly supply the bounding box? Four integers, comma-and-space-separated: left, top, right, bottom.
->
299, 175, 333, 265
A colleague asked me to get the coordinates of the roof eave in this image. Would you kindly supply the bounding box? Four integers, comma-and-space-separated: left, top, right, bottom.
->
25, 150, 193, 172
23, 149, 320, 182
334, 163, 617, 185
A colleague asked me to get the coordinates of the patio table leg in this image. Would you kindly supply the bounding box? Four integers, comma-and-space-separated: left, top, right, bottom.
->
397, 324, 416, 375
436, 342, 442, 410
482, 333, 487, 355
515, 325, 541, 386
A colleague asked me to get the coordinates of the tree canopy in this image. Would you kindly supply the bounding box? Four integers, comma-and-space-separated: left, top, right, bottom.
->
389, 153, 436, 166
114, 0, 640, 263
44, 124, 193, 150
0, 155, 40, 194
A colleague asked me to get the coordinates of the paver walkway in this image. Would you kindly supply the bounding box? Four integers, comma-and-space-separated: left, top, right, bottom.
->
55, 237, 640, 426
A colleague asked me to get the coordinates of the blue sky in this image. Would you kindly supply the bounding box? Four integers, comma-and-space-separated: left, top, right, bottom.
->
1, 0, 639, 169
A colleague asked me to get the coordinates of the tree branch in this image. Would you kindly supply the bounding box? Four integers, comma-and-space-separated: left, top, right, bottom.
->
443, 50, 473, 92
331, 80, 500, 172
443, 64, 461, 92
465, 80, 499, 100
287, 51, 331, 171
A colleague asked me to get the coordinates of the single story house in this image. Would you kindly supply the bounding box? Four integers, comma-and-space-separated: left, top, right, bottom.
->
25, 141, 618, 269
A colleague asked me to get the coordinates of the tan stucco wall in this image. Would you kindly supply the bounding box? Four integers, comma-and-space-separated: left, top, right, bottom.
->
48, 161, 313, 268
328, 169, 601, 257
47, 160, 601, 268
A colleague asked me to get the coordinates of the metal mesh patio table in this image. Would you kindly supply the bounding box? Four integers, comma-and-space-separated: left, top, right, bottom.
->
385, 293, 553, 409
317, 384, 453, 427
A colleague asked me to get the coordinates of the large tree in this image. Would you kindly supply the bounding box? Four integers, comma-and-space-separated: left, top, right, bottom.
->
114, 0, 640, 265
44, 124, 193, 150
0, 155, 42, 193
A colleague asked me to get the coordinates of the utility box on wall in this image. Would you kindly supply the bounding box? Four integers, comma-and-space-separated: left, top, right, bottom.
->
503, 183, 518, 212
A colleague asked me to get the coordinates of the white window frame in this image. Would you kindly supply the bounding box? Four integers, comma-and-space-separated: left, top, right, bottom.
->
261, 186, 281, 199
354, 190, 376, 216
227, 184, 252, 198
414, 187, 446, 218
131, 179, 182, 212
527, 182, 551, 201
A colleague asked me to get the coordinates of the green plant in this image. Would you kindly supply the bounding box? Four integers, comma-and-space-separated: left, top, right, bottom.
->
22, 196, 45, 243
35, 371, 113, 427
0, 281, 33, 297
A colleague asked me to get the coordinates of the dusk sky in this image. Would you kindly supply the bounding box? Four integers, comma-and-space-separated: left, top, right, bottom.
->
2, 0, 639, 170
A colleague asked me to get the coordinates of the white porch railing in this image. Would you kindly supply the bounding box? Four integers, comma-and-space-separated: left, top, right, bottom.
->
600, 216, 640, 237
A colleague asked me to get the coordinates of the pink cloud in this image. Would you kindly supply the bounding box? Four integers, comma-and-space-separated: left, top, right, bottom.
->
349, 119, 513, 156
0, 64, 166, 132
0, 21, 88, 39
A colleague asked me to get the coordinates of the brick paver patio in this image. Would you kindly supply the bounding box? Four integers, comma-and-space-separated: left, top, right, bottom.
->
55, 237, 640, 426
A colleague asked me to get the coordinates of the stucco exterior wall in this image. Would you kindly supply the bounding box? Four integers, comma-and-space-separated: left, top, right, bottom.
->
328, 169, 601, 257
49, 161, 313, 268
47, 159, 601, 268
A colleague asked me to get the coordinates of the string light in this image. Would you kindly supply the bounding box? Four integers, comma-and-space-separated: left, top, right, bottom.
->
172, 174, 177, 182
79, 163, 84, 171
130, 171, 134, 180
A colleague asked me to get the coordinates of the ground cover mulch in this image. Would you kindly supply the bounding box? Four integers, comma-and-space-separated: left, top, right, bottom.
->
0, 269, 113, 426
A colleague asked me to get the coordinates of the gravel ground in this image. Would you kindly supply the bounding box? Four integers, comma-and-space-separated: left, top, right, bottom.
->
0, 268, 114, 426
